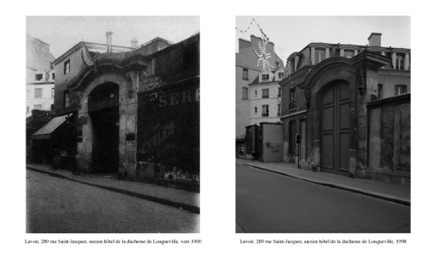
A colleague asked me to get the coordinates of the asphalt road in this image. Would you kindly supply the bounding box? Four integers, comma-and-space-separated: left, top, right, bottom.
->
236, 164, 410, 233
26, 169, 199, 233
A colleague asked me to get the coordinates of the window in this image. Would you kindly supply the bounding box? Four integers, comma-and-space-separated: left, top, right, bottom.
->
315, 48, 326, 64
52, 73, 55, 80
64, 59, 70, 74
344, 49, 354, 58
27, 106, 29, 113
262, 88, 269, 98
51, 104, 54, 111
262, 74, 269, 81
35, 74, 43, 81
242, 87, 248, 99
34, 88, 43, 98
262, 105, 269, 117
242, 68, 248, 80
378, 84, 383, 99
254, 107, 257, 113
395, 85, 407, 96
396, 53, 405, 70
51, 88, 55, 98
277, 104, 281, 116
289, 88, 296, 110
34, 104, 42, 110
254, 90, 257, 97
278, 72, 284, 79
64, 90, 70, 108
278, 87, 281, 97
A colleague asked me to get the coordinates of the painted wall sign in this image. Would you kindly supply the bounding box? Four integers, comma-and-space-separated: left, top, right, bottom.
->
137, 78, 199, 175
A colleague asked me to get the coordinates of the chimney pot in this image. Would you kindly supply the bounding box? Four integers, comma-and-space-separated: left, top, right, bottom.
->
368, 32, 382, 47
106, 31, 113, 53
131, 38, 138, 48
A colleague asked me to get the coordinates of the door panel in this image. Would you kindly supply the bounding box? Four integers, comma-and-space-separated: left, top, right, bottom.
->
321, 81, 350, 175
339, 132, 350, 171
322, 133, 334, 171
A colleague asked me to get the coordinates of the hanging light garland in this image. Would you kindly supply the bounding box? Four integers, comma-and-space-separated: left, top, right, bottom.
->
235, 18, 269, 42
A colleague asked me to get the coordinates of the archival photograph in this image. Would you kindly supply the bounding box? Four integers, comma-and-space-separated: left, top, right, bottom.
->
26, 16, 200, 233
235, 16, 410, 233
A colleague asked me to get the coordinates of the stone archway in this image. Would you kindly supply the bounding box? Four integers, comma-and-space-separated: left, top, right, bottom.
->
300, 59, 357, 175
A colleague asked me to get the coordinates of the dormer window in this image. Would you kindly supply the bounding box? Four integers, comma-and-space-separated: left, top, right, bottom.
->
343, 49, 355, 58
396, 53, 405, 70
261, 74, 269, 81
35, 74, 43, 81
315, 48, 326, 64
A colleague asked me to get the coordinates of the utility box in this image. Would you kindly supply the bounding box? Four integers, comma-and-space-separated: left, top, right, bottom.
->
259, 122, 283, 162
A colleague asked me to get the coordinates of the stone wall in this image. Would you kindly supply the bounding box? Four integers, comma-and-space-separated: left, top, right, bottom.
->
367, 94, 410, 185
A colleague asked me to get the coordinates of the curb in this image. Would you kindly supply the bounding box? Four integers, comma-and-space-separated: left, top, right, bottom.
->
237, 162, 410, 207
27, 166, 200, 214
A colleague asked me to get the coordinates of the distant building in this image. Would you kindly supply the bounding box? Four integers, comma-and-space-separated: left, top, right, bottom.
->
236, 35, 284, 137
279, 32, 410, 184
249, 70, 284, 125
236, 35, 284, 157
26, 35, 55, 117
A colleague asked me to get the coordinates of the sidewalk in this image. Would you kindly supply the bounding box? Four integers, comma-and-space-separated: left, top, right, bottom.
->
236, 159, 410, 206
26, 164, 200, 214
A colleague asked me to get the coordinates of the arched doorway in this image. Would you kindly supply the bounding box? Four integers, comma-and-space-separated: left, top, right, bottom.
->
88, 82, 119, 173
321, 80, 350, 175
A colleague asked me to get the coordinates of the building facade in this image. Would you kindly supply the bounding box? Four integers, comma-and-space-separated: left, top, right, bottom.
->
236, 35, 284, 157
26, 35, 55, 117
279, 33, 410, 184
249, 70, 284, 125
236, 35, 284, 138
34, 32, 199, 190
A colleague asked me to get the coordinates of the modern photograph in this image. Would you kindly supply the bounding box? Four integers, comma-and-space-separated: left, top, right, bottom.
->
235, 16, 410, 233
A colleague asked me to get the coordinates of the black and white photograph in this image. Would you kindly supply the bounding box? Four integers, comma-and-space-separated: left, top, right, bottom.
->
25, 16, 200, 233
236, 16, 411, 233
2, 0, 435, 263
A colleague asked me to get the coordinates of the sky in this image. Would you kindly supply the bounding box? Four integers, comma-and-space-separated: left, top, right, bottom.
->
236, 16, 411, 62
27, 16, 200, 59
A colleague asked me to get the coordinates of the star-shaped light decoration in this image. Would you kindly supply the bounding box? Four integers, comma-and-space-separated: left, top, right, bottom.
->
253, 38, 272, 72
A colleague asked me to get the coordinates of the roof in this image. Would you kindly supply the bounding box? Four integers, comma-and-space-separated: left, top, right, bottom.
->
53, 42, 133, 65
32, 115, 68, 140
249, 73, 282, 85
132, 37, 174, 51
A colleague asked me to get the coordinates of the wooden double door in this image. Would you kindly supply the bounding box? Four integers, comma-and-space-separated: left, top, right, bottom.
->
321, 80, 350, 176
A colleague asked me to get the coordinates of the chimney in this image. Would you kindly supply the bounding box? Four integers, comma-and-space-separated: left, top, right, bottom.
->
238, 38, 251, 51
368, 32, 382, 47
131, 38, 138, 48
106, 31, 113, 53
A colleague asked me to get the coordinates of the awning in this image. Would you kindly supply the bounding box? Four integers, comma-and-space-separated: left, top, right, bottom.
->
32, 115, 68, 140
